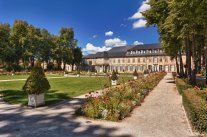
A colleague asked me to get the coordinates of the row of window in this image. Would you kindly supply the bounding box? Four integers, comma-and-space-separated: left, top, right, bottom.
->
111, 57, 170, 64
110, 65, 175, 72
127, 49, 163, 55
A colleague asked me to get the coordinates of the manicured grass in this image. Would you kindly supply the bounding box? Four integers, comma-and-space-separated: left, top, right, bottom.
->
0, 74, 63, 80
0, 76, 132, 105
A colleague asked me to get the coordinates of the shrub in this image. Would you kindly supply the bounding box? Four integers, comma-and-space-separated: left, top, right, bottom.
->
23, 64, 50, 94
144, 69, 149, 74
81, 72, 166, 121
175, 78, 191, 94
183, 89, 207, 132
111, 70, 118, 81
133, 69, 138, 77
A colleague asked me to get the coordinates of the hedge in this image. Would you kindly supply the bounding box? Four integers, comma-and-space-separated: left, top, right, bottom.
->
183, 89, 207, 132
175, 78, 191, 94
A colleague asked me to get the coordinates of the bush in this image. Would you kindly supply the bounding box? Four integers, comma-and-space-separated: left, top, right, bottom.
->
80, 72, 166, 121
144, 69, 149, 74
111, 70, 118, 81
175, 78, 191, 94
23, 64, 50, 94
133, 69, 138, 77
183, 89, 207, 132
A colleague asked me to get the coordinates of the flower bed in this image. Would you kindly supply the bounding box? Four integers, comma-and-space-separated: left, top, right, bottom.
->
79, 72, 166, 121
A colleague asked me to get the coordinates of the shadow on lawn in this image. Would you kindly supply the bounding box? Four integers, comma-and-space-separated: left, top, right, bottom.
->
0, 97, 132, 137
0, 90, 72, 106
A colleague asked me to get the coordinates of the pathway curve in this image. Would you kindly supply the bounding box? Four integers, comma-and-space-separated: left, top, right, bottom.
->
0, 73, 193, 137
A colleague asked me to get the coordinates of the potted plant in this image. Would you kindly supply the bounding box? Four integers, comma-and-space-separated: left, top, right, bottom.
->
111, 70, 118, 86
23, 63, 50, 107
133, 69, 138, 80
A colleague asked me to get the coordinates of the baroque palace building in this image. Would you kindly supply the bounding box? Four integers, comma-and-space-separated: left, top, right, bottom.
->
82, 44, 179, 73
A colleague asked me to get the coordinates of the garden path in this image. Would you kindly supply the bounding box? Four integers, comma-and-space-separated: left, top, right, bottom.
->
0, 73, 193, 137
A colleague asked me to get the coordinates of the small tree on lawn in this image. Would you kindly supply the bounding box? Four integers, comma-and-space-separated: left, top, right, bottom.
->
23, 63, 50, 95
111, 70, 118, 81
133, 69, 138, 80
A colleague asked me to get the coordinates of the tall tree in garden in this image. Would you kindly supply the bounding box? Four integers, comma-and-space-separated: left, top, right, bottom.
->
10, 20, 29, 67
72, 47, 83, 71
59, 27, 76, 70
39, 29, 53, 68
0, 23, 15, 69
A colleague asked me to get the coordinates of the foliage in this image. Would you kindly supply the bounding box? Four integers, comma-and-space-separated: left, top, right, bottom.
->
81, 72, 166, 121
111, 70, 118, 81
133, 69, 138, 77
23, 64, 50, 94
0, 20, 82, 72
183, 89, 207, 132
175, 78, 192, 94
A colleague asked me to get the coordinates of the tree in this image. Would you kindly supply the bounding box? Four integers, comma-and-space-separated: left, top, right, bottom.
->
72, 47, 82, 71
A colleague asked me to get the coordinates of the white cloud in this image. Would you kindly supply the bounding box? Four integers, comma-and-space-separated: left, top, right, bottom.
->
105, 38, 127, 47
105, 31, 113, 36
134, 41, 144, 45
82, 43, 111, 54
133, 19, 147, 29
129, 0, 150, 29
92, 35, 97, 38
120, 24, 127, 27
130, 0, 150, 20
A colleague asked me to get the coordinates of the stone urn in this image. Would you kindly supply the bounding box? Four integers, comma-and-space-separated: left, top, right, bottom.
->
111, 80, 117, 86
133, 76, 138, 80
28, 93, 45, 107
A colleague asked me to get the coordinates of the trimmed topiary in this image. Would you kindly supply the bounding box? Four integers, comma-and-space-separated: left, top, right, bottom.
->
111, 70, 118, 81
133, 69, 138, 77
23, 64, 50, 95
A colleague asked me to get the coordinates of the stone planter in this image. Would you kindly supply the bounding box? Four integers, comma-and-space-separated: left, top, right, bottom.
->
28, 93, 45, 107
133, 76, 138, 80
111, 80, 117, 86
77, 74, 80, 77
64, 74, 69, 77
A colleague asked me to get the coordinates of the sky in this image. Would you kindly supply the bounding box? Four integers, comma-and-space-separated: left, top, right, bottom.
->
0, 0, 159, 55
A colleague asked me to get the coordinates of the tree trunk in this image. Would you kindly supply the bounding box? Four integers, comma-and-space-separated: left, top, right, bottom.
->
178, 47, 184, 77
191, 34, 197, 85
175, 56, 180, 74
205, 29, 207, 85
186, 37, 192, 79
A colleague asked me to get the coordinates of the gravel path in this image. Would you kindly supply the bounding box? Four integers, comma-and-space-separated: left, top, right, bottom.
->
0, 73, 193, 137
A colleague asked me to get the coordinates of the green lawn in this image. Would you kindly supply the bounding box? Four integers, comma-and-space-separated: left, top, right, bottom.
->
0, 74, 64, 80
0, 76, 132, 105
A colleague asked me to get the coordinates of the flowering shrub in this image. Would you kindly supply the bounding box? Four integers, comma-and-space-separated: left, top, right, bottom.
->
80, 72, 166, 121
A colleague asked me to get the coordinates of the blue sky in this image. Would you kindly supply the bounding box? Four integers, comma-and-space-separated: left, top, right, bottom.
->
0, 0, 159, 55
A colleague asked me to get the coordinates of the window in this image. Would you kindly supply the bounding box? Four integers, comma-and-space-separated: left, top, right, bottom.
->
113, 59, 116, 63
159, 57, 162, 62
130, 66, 133, 71
137, 58, 140, 63
148, 58, 152, 62
164, 57, 168, 62
153, 58, 158, 63
118, 59, 120, 63
143, 58, 146, 63
128, 59, 130, 63
132, 58, 135, 63
122, 59, 125, 63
